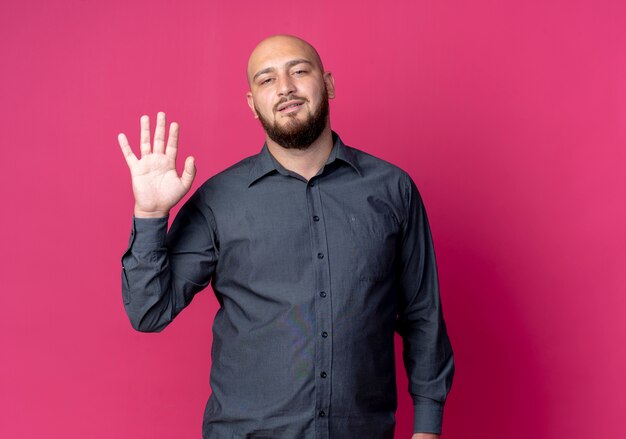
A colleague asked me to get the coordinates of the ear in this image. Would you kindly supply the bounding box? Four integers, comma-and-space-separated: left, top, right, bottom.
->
323, 72, 335, 99
246, 91, 259, 119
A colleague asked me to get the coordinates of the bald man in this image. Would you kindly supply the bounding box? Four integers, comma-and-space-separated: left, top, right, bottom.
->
119, 35, 454, 439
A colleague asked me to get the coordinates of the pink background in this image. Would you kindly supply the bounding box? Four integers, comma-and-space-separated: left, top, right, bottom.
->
1, 1, 625, 438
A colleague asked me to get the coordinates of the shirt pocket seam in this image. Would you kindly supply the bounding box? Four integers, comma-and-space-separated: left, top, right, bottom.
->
349, 212, 397, 282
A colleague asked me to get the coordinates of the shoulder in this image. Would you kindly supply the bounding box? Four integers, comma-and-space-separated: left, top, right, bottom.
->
343, 142, 425, 221
345, 143, 417, 194
206, 154, 257, 187
191, 152, 258, 200
177, 152, 260, 232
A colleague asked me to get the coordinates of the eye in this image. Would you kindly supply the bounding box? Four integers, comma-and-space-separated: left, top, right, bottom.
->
259, 77, 274, 85
293, 69, 308, 76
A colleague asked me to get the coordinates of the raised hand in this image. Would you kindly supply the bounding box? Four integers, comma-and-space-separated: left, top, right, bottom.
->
118, 112, 196, 218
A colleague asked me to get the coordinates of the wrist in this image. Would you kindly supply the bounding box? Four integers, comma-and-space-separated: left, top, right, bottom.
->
133, 207, 170, 218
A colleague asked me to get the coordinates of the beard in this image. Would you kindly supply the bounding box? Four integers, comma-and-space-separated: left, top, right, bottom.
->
256, 89, 329, 150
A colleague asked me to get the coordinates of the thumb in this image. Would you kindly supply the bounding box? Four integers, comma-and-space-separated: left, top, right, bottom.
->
181, 156, 196, 189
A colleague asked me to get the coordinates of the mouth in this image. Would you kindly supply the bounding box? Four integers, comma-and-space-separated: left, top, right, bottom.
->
277, 100, 305, 113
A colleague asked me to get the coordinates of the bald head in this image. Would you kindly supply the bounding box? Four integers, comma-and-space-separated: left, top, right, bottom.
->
247, 35, 324, 86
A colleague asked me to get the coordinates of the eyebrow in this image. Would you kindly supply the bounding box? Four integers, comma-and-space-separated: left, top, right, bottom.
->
252, 59, 314, 82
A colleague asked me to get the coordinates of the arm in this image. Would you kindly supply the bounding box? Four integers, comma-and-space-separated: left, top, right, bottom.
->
395, 174, 454, 435
118, 112, 216, 332
121, 192, 217, 332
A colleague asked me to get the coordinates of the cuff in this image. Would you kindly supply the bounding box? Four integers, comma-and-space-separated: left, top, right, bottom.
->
130, 215, 169, 248
413, 396, 444, 434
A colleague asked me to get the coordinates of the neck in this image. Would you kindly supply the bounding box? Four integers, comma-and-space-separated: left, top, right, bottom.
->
266, 125, 334, 181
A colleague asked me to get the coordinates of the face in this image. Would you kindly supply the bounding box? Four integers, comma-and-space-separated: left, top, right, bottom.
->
246, 36, 335, 149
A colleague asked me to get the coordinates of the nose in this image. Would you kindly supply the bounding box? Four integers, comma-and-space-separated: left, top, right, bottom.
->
276, 73, 296, 97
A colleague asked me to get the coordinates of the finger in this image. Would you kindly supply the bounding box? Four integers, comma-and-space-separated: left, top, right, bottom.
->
165, 121, 179, 160
118, 133, 138, 167
139, 115, 151, 157
180, 156, 196, 190
153, 111, 166, 154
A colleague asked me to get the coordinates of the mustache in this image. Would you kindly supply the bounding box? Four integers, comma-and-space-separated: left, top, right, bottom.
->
274, 95, 308, 111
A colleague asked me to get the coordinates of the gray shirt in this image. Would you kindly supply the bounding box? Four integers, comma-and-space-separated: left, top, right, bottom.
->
121, 132, 454, 438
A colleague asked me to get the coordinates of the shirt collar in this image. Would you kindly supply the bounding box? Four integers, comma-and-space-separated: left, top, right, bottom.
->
247, 131, 362, 187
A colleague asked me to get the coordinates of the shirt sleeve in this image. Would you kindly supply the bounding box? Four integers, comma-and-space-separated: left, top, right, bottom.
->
120, 189, 218, 332
394, 173, 455, 434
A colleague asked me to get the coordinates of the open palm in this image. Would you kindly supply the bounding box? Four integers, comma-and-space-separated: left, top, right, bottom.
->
118, 112, 196, 218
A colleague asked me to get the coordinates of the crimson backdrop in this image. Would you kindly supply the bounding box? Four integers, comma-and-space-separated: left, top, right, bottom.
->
1, 1, 625, 438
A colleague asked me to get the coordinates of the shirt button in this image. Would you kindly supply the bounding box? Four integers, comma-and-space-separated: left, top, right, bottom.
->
320, 371, 327, 378
317, 253, 324, 259
319, 291, 326, 298
321, 331, 328, 338
310, 181, 316, 187
313, 215, 320, 221
319, 410, 326, 417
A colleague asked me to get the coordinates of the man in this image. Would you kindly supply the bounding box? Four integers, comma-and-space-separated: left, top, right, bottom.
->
119, 35, 454, 439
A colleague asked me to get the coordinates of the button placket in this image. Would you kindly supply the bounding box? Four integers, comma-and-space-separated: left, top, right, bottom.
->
307, 179, 332, 439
